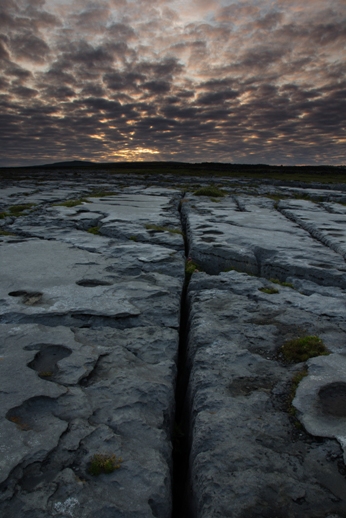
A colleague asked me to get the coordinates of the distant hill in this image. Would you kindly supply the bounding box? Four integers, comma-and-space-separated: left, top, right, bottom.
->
40, 160, 95, 167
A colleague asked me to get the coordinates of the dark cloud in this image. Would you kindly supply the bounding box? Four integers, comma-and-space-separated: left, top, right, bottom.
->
9, 31, 50, 62
0, 0, 345, 166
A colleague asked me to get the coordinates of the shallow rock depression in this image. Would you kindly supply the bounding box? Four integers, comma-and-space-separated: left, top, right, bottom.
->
1, 172, 346, 518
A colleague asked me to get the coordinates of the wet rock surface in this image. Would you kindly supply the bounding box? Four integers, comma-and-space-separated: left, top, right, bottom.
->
1, 171, 346, 517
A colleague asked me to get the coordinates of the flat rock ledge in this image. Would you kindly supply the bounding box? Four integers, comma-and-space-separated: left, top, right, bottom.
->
1, 172, 346, 518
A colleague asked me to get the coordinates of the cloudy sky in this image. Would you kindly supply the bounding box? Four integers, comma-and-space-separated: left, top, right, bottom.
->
0, 0, 345, 167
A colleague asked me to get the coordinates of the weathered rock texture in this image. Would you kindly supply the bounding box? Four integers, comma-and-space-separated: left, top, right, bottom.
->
1, 173, 346, 518
0, 181, 184, 518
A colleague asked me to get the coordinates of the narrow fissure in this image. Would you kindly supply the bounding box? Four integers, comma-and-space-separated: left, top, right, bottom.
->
171, 196, 193, 518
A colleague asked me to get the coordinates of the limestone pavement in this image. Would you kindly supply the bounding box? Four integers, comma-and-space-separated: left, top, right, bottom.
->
1, 171, 346, 517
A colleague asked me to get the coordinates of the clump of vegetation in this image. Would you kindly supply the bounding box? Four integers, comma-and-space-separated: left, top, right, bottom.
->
129, 235, 138, 241
88, 453, 122, 476
145, 224, 183, 235
87, 226, 100, 235
185, 258, 200, 277
270, 278, 294, 289
88, 190, 118, 197
280, 335, 329, 363
53, 198, 89, 207
0, 230, 15, 236
193, 186, 226, 197
39, 371, 53, 378
259, 287, 279, 294
210, 197, 222, 203
0, 212, 9, 219
9, 203, 36, 216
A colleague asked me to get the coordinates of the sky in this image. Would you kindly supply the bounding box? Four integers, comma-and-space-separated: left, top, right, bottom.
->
0, 0, 345, 167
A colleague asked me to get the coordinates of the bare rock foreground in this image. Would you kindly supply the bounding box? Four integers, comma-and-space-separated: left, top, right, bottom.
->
1, 172, 346, 518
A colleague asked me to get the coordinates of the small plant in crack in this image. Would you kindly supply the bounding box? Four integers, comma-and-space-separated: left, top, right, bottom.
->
269, 278, 294, 289
259, 287, 279, 294
185, 257, 200, 277
288, 368, 308, 419
193, 186, 226, 197
39, 371, 53, 378
88, 453, 122, 476
87, 226, 100, 235
280, 335, 329, 363
88, 190, 118, 197
0, 230, 15, 236
8, 203, 37, 216
53, 198, 89, 208
145, 223, 183, 235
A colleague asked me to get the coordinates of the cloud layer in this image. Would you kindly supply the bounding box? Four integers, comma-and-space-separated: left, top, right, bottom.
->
0, 0, 345, 166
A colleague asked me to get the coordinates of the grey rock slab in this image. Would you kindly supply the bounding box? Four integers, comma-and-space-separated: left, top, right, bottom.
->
293, 353, 346, 461
0, 239, 183, 326
186, 270, 346, 518
0, 325, 179, 518
279, 199, 346, 260
40, 192, 184, 250
182, 194, 346, 287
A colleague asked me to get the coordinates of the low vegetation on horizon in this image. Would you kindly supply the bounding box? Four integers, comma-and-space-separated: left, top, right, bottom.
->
1, 161, 345, 185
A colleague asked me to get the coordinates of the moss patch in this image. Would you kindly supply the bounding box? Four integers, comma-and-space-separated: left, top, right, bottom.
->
259, 287, 279, 294
88, 453, 122, 476
88, 190, 118, 197
87, 226, 100, 235
145, 223, 183, 235
8, 203, 36, 216
280, 335, 329, 363
0, 230, 15, 236
54, 198, 89, 207
269, 278, 294, 289
193, 186, 226, 197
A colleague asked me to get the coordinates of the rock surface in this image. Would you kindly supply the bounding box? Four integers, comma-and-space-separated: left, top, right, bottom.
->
1, 172, 346, 518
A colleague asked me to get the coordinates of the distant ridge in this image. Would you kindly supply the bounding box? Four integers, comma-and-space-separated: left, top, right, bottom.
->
41, 160, 95, 167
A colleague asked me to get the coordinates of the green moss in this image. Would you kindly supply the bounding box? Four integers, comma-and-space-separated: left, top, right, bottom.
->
53, 198, 89, 207
8, 203, 36, 215
39, 371, 53, 377
88, 453, 122, 476
210, 197, 221, 203
0, 212, 9, 219
129, 235, 138, 241
269, 278, 294, 289
193, 186, 226, 197
259, 287, 279, 294
0, 230, 15, 236
88, 190, 118, 197
145, 224, 183, 235
280, 335, 329, 363
185, 259, 200, 276
87, 226, 100, 235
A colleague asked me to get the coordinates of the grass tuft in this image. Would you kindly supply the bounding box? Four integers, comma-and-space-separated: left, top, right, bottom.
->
88, 190, 118, 197
145, 223, 183, 235
8, 203, 36, 216
87, 226, 100, 235
280, 335, 329, 363
193, 186, 226, 197
0, 230, 15, 236
88, 453, 122, 476
53, 198, 89, 207
269, 278, 294, 289
259, 287, 279, 294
